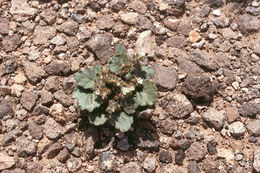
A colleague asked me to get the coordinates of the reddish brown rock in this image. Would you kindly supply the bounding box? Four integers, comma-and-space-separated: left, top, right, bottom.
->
153, 64, 178, 91
225, 107, 240, 123
0, 18, 9, 35
2, 34, 22, 52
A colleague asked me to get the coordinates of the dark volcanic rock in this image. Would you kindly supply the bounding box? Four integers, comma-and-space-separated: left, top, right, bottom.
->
207, 0, 224, 8
207, 141, 217, 155
175, 149, 185, 165
46, 142, 63, 159
32, 105, 49, 115
136, 15, 154, 31
176, 56, 203, 76
135, 128, 159, 151
179, 139, 191, 150
2, 129, 22, 146
57, 147, 70, 163
238, 14, 260, 34
0, 99, 14, 119
239, 102, 259, 117
181, 76, 216, 106
177, 22, 192, 36
159, 150, 172, 163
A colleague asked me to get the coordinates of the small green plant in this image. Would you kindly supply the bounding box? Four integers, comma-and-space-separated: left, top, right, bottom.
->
72, 44, 158, 132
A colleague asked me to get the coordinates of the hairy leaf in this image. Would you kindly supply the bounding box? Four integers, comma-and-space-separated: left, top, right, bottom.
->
109, 45, 130, 75
93, 65, 103, 75
89, 112, 108, 126
141, 66, 154, 79
114, 44, 127, 55
74, 68, 96, 89
125, 72, 134, 80
110, 112, 133, 132
135, 80, 158, 106
72, 88, 101, 112
122, 98, 138, 114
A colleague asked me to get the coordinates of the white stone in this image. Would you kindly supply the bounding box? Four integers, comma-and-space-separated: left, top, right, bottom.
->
254, 148, 260, 172
50, 34, 66, 45
135, 30, 156, 57
212, 9, 221, 16
143, 155, 157, 172
202, 108, 226, 130
252, 1, 259, 7
11, 84, 24, 97
232, 81, 240, 90
10, 0, 37, 21
28, 49, 40, 61
159, 2, 169, 11
120, 12, 139, 25
228, 121, 246, 137
191, 40, 205, 48
217, 148, 234, 164
70, 58, 80, 72
50, 103, 66, 123
208, 33, 217, 40
222, 28, 238, 40
0, 153, 15, 170
13, 73, 27, 84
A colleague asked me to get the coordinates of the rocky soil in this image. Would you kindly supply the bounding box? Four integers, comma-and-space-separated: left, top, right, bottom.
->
0, 0, 260, 172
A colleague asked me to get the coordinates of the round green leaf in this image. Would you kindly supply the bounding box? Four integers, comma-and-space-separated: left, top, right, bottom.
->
93, 65, 103, 75
74, 68, 96, 89
109, 45, 130, 75
110, 112, 133, 132
89, 112, 108, 126
72, 88, 101, 112
114, 44, 127, 55
122, 98, 138, 114
141, 66, 154, 79
134, 80, 158, 106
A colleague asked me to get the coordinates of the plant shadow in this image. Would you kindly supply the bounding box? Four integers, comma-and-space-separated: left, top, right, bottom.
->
77, 111, 160, 161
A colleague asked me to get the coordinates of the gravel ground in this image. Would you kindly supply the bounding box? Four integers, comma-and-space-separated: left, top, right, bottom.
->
0, 0, 260, 172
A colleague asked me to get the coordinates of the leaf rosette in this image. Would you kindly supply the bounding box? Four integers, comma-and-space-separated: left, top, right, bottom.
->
72, 44, 158, 132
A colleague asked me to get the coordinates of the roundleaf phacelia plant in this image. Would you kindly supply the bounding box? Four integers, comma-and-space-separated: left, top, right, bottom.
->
72, 44, 158, 132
